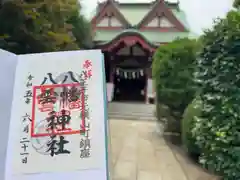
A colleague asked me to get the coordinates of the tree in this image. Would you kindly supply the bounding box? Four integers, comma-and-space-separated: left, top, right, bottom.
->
193, 10, 240, 179
67, 9, 93, 49
233, 0, 240, 8
0, 0, 80, 54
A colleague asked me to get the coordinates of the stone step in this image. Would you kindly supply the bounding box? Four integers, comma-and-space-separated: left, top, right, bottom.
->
109, 104, 154, 109
108, 108, 154, 113
108, 102, 155, 121
108, 105, 154, 113
108, 111, 154, 117
108, 102, 154, 107
108, 114, 156, 121
108, 111, 154, 116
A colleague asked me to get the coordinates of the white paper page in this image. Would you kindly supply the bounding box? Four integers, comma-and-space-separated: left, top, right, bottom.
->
0, 49, 18, 180
5, 50, 109, 180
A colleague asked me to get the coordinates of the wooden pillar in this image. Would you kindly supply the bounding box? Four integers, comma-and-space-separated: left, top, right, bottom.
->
145, 68, 148, 104
107, 53, 115, 102
130, 45, 133, 56
145, 53, 153, 104
110, 66, 114, 83
109, 54, 114, 83
145, 61, 153, 104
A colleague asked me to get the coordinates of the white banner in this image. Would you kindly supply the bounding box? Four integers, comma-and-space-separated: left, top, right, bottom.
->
107, 83, 114, 102
3, 50, 109, 180
147, 78, 155, 98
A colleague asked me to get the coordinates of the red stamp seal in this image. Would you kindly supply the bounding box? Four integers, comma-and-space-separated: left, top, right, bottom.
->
31, 83, 86, 137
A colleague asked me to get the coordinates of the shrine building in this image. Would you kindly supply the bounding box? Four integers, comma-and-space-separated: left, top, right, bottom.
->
91, 0, 193, 103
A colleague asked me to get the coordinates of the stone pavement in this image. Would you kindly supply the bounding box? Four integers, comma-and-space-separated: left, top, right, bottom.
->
108, 119, 188, 180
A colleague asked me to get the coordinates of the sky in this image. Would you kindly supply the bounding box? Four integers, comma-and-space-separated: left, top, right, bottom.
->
81, 0, 234, 35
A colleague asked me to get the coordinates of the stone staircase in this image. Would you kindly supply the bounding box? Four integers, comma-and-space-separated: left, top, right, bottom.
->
108, 102, 156, 121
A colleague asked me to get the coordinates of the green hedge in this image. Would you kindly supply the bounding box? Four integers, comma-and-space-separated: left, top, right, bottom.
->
156, 103, 180, 133
194, 10, 240, 179
152, 38, 199, 115
182, 98, 202, 156
152, 38, 199, 133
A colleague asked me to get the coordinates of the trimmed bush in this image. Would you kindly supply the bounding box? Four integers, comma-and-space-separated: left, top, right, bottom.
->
182, 98, 202, 157
156, 103, 179, 133
152, 38, 199, 115
194, 10, 240, 179
152, 38, 199, 133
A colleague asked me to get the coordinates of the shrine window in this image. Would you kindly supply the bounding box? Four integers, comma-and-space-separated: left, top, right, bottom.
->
146, 16, 174, 27
160, 17, 174, 27
108, 15, 122, 27
97, 16, 109, 27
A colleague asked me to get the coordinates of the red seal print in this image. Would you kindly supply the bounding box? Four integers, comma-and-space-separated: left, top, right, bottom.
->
31, 83, 86, 137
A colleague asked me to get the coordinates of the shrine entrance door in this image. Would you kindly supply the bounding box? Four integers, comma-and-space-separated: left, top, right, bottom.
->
113, 68, 146, 102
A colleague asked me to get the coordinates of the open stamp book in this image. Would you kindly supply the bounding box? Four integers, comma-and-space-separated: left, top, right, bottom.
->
0, 49, 109, 180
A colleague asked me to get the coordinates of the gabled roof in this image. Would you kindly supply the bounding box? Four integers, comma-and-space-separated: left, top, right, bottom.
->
116, 0, 179, 9
96, 32, 157, 51
91, 1, 190, 44
91, 0, 130, 28
137, 0, 187, 31
91, 0, 188, 30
